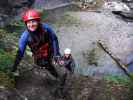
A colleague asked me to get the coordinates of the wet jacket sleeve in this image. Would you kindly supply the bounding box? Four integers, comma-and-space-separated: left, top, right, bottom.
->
44, 24, 61, 56
63, 57, 75, 73
70, 58, 75, 73
13, 31, 29, 68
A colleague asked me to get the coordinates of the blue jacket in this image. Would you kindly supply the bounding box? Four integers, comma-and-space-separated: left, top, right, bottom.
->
18, 23, 60, 59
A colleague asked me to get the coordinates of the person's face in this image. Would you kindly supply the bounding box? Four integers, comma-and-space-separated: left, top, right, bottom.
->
26, 20, 38, 32
64, 54, 70, 58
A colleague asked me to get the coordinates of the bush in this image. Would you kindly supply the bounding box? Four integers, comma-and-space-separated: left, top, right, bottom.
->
0, 49, 14, 72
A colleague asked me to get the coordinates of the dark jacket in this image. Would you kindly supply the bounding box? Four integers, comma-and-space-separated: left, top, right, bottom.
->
62, 55, 75, 73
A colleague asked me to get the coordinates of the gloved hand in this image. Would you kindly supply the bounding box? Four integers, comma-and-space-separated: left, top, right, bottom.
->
11, 64, 17, 72
12, 70, 20, 76
11, 50, 22, 71
11, 64, 19, 76
52, 56, 62, 65
59, 60, 64, 65
11, 50, 22, 76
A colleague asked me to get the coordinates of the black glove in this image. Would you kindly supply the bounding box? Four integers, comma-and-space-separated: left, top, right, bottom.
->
11, 64, 20, 76
11, 50, 22, 72
11, 64, 17, 72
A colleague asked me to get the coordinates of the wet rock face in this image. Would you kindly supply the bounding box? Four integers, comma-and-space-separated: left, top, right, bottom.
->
13, 67, 105, 100
0, 70, 99, 100
103, 0, 133, 21
8, 0, 35, 8
0, 0, 11, 27
0, 0, 34, 27
1, 69, 128, 100
0, 0, 71, 27
0, 1, 12, 14
0, 87, 25, 100
33, 0, 71, 9
54, 10, 133, 75
0, 64, 131, 100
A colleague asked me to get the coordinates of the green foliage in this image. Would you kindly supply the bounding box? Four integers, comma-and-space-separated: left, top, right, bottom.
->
104, 74, 133, 89
0, 49, 14, 72
0, 29, 6, 38
0, 20, 27, 88
104, 74, 133, 100
0, 29, 6, 49
0, 40, 5, 49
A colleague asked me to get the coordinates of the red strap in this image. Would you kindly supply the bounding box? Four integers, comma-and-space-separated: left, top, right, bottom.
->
33, 43, 49, 59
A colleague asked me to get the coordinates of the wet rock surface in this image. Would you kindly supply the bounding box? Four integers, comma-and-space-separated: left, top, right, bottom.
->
0, 86, 26, 100
0, 66, 131, 100
0, 0, 73, 27
52, 11, 133, 75
103, 0, 133, 21
33, 0, 71, 9
0, 0, 34, 27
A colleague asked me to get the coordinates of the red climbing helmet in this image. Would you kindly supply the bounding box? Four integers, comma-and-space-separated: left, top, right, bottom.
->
22, 9, 41, 22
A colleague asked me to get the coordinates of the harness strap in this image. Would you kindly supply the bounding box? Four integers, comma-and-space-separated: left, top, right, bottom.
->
33, 43, 49, 60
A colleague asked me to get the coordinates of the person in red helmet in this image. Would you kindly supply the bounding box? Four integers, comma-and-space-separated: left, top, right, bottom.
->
22, 9, 40, 22
12, 9, 61, 78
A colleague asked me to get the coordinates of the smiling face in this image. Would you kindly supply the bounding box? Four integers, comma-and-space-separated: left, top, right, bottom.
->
26, 20, 39, 32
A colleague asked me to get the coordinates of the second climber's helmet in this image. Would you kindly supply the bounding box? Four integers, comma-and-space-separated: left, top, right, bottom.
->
64, 48, 71, 55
